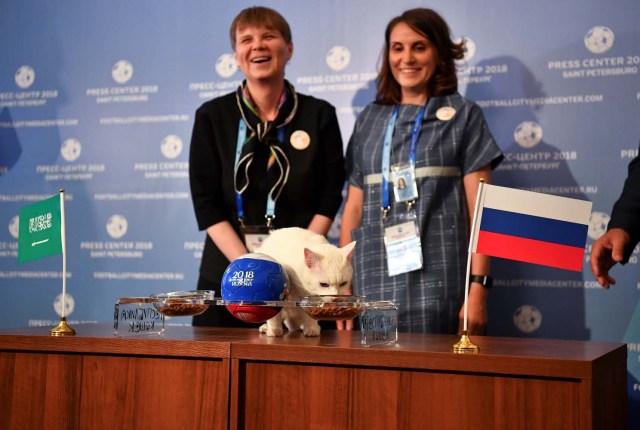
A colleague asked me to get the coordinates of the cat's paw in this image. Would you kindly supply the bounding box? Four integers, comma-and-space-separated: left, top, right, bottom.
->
266, 326, 284, 337
259, 323, 284, 337
303, 324, 321, 337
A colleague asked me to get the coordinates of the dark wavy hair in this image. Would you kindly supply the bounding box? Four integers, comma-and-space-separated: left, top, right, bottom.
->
229, 6, 292, 50
376, 8, 464, 105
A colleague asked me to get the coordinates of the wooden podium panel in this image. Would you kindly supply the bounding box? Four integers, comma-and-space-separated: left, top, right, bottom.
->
234, 362, 582, 429
230, 331, 627, 430
0, 325, 231, 430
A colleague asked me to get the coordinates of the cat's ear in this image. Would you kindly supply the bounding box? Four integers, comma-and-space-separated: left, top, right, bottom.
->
304, 248, 321, 269
340, 241, 357, 263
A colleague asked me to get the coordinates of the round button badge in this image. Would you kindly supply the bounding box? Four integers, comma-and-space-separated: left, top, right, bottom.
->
290, 130, 311, 150
436, 106, 456, 121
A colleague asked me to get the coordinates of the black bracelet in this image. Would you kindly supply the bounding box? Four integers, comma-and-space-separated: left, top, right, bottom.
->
470, 274, 493, 289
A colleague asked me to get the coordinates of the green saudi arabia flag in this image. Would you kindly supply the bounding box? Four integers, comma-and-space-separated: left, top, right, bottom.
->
18, 194, 63, 262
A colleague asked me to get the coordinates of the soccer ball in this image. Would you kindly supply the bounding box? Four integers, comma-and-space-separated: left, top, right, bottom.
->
60, 138, 82, 162
112, 60, 133, 84
326, 46, 351, 71
224, 303, 281, 324
160, 135, 183, 159
514, 121, 543, 148
106, 214, 128, 239
588, 211, 610, 240
15, 65, 35, 89
215, 53, 237, 78
221, 253, 288, 323
513, 305, 542, 333
584, 26, 614, 54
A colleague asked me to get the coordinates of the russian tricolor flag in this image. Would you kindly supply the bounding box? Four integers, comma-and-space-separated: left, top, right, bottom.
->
470, 184, 592, 272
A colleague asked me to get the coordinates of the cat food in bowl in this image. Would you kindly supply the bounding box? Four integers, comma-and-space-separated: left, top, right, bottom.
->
151, 290, 215, 317
299, 295, 365, 321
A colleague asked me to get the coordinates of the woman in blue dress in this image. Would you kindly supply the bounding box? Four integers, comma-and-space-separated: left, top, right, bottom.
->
339, 8, 503, 334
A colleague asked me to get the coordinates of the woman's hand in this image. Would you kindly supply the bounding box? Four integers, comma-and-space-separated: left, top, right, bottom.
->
207, 221, 248, 262
458, 283, 488, 335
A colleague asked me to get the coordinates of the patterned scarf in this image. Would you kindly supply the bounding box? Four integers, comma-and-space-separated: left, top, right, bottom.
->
234, 80, 298, 204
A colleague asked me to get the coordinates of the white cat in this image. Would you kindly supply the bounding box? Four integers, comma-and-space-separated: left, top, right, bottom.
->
256, 227, 356, 337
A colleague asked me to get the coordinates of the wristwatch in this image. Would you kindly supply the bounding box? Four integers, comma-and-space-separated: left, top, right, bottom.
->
470, 274, 493, 289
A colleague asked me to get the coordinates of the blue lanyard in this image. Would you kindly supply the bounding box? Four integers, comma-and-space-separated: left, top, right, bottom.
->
234, 119, 285, 226
381, 103, 427, 216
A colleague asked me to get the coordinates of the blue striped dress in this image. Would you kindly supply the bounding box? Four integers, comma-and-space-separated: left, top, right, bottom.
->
346, 92, 503, 333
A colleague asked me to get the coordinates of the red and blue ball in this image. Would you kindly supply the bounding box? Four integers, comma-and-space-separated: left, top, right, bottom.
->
221, 253, 288, 323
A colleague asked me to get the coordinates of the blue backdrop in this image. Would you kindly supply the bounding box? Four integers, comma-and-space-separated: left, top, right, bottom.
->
1, 0, 639, 423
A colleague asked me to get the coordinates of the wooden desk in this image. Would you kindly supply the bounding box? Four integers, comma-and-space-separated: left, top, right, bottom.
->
0, 325, 627, 430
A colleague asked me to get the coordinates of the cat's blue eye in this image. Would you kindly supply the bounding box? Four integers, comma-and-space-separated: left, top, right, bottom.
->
320, 282, 329, 288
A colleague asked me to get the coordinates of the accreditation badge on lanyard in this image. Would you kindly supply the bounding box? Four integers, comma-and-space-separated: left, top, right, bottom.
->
381, 104, 426, 276
242, 225, 270, 252
392, 162, 418, 203
234, 120, 285, 252
384, 212, 423, 277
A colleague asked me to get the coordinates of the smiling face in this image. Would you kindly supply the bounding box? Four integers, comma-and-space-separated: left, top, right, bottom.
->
234, 25, 293, 85
388, 22, 438, 105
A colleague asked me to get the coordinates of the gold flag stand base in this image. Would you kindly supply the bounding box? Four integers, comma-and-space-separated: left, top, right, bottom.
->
452, 330, 479, 354
50, 317, 76, 336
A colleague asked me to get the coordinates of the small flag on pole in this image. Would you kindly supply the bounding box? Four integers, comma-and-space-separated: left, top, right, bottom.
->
470, 184, 592, 272
18, 190, 75, 336
18, 194, 63, 262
